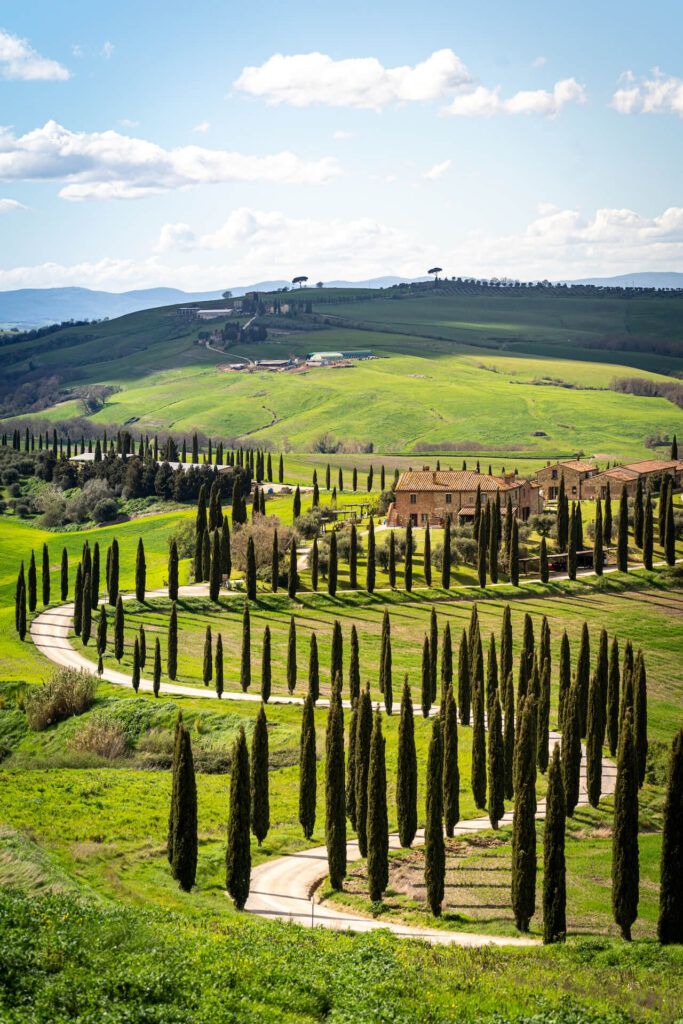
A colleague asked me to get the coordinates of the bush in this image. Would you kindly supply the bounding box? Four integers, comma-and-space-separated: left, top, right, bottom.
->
377, 489, 395, 515
2, 467, 19, 485
294, 507, 323, 539
92, 498, 119, 523
25, 668, 98, 731
7, 482, 21, 498
68, 715, 127, 759
169, 518, 196, 558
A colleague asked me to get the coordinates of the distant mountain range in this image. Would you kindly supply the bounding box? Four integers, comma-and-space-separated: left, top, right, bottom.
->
0, 272, 680, 327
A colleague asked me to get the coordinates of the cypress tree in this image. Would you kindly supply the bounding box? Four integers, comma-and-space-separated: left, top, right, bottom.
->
643, 491, 653, 570
134, 538, 145, 602
632, 650, 647, 788
327, 530, 338, 596
97, 604, 107, 656
511, 694, 537, 932
604, 488, 613, 545
366, 519, 376, 592
586, 671, 604, 808
60, 547, 68, 601
132, 636, 140, 692
424, 715, 445, 916
383, 632, 393, 716
540, 536, 549, 583
488, 693, 505, 829
288, 538, 298, 597
504, 671, 515, 800
396, 678, 418, 848
17, 575, 26, 641
567, 504, 577, 580
346, 699, 358, 830
672, 435, 679, 461
634, 476, 644, 548
537, 658, 551, 773
594, 500, 604, 575
606, 636, 620, 756
658, 727, 683, 944
27, 550, 37, 612
271, 529, 279, 592
285, 616, 296, 694
164, 600, 177, 680
41, 543, 50, 606
562, 681, 582, 817
311, 536, 319, 591
355, 687, 373, 856
15, 563, 24, 633
612, 711, 639, 941
221, 518, 231, 578
477, 503, 488, 586
486, 632, 498, 720
202, 625, 212, 686
474, 484, 482, 540
665, 488, 675, 566
260, 625, 271, 703
349, 625, 360, 702
81, 572, 92, 646
367, 710, 389, 902
299, 693, 317, 840
500, 603, 512, 703
331, 619, 343, 693
509, 518, 519, 586
246, 536, 256, 600
325, 688, 346, 889
153, 637, 161, 697
440, 621, 453, 703
620, 663, 634, 739
617, 485, 629, 572
428, 606, 438, 702
293, 485, 301, 520
202, 528, 211, 582
489, 501, 499, 584
443, 685, 460, 836
471, 644, 487, 810
278, 453, 284, 483
168, 539, 179, 601
387, 530, 396, 589
169, 722, 198, 891
352, 466, 357, 491
240, 602, 251, 691
349, 524, 357, 589
113, 594, 124, 661
458, 628, 470, 726
194, 529, 204, 583
207, 530, 220, 602
308, 632, 319, 702
403, 520, 413, 592
442, 515, 451, 589
424, 522, 432, 586
420, 634, 431, 718
558, 631, 571, 731
576, 622, 590, 737
215, 633, 224, 698
251, 704, 270, 846
226, 726, 251, 910
543, 744, 567, 943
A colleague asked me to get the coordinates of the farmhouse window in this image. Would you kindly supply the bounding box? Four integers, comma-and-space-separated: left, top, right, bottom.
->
572, 486, 577, 495
421, 513, 428, 523
445, 494, 452, 504
552, 470, 558, 479
410, 494, 417, 504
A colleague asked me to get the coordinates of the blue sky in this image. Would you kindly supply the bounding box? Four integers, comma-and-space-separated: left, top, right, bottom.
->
0, 0, 681, 291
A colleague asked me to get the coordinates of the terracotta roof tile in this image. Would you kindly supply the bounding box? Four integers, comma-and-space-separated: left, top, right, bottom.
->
396, 470, 501, 492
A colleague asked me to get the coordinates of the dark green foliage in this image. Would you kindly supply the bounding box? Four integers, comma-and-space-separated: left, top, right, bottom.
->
202, 529, 211, 582
388, 530, 396, 589
260, 626, 271, 703
558, 631, 571, 732
132, 636, 140, 692
328, 531, 338, 595
504, 671, 515, 800
511, 694, 537, 932
299, 693, 317, 840
97, 605, 107, 656
489, 501, 499, 584
488, 694, 505, 829
424, 716, 445, 917
672, 434, 679, 461
477, 504, 487, 586
442, 685, 460, 836
278, 453, 283, 483
658, 727, 683, 944
509, 518, 519, 585
308, 633, 319, 702
596, 628, 608, 723
349, 625, 360, 702
246, 537, 257, 600
215, 633, 224, 699
643, 491, 653, 570
442, 515, 451, 589
543, 744, 567, 944
196, 484, 207, 536
91, 543, 100, 611
293, 485, 301, 520
209, 530, 221, 602
135, 538, 146, 602
562, 681, 582, 817
557, 474, 568, 551
440, 621, 453, 703
405, 521, 413, 592
634, 477, 644, 548
396, 678, 417, 848
202, 625, 212, 687
153, 637, 161, 697
612, 711, 640, 940
366, 519, 376, 592
346, 700, 358, 830
665, 488, 675, 566
486, 632, 498, 720
607, 636, 620, 756
632, 651, 648, 788
168, 539, 179, 601
270, 529, 279, 592
420, 634, 431, 718
424, 523, 432, 586
331, 619, 343, 692
457, 628, 470, 726
81, 573, 92, 646
383, 637, 393, 715
586, 672, 603, 808
354, 688, 373, 857
500, 603, 512, 703
349, 524, 357, 589
378, 609, 390, 694
367, 711, 388, 902
620, 666, 634, 740
576, 622, 590, 737
226, 727, 251, 909
251, 705, 270, 847
471, 643, 487, 810
311, 537, 319, 591
169, 720, 198, 892
325, 689, 346, 890
540, 536, 549, 583
567, 504, 577, 580
73, 563, 83, 636
221, 518, 231, 578
114, 594, 124, 662
41, 543, 50, 606
60, 547, 68, 601
429, 606, 438, 702
284, 616, 296, 694
16, 573, 26, 640
537, 658, 550, 773
240, 602, 251, 692
593, 501, 604, 575
28, 550, 37, 612
194, 529, 204, 583
288, 538, 298, 598
138, 623, 146, 668
604, 488, 613, 545
167, 601, 178, 680
617, 485, 629, 572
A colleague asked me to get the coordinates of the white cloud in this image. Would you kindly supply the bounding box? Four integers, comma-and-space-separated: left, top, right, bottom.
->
532, 56, 547, 68
423, 159, 451, 180
72, 44, 83, 58
442, 77, 585, 117
101, 41, 115, 60
0, 28, 70, 81
333, 130, 353, 139
0, 197, 25, 213
611, 68, 683, 117
0, 121, 341, 200
193, 121, 211, 133
118, 118, 139, 128
235, 49, 473, 111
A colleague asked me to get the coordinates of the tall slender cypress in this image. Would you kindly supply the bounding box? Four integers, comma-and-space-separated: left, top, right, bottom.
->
540, 536, 549, 583
215, 633, 224, 698
504, 671, 515, 800
471, 643, 487, 809
109, 539, 119, 606
594, 500, 604, 575
113, 593, 124, 661
612, 711, 639, 940
643, 491, 653, 570
202, 625, 212, 686
420, 634, 431, 718
424, 522, 432, 586
221, 518, 231, 579
486, 632, 498, 720
429, 606, 438, 702
135, 538, 146, 602
511, 694, 537, 932
607, 636, 620, 756
617, 485, 629, 572
537, 658, 551, 773
632, 650, 648, 788
458, 628, 470, 726
240, 602, 251, 691
424, 715, 445, 916
251, 704, 270, 846
442, 515, 451, 589
657, 727, 683, 944
328, 531, 338, 596
97, 604, 107, 656
562, 681, 582, 817
586, 671, 603, 808
27, 551, 37, 613
311, 537, 319, 591
167, 601, 178, 680
299, 693, 317, 839
288, 538, 298, 597
346, 699, 358, 830
367, 710, 389, 902
665, 488, 675, 566
488, 693, 505, 828
131, 635, 140, 692
509, 518, 519, 586
168, 539, 179, 601
284, 615, 296, 694
349, 625, 360, 702
366, 519, 375, 593
226, 726, 251, 909
260, 625, 271, 702
41, 543, 50, 607
379, 609, 390, 694
500, 603, 512, 704
567, 504, 577, 580
404, 521, 413, 592
349, 524, 357, 589
194, 528, 204, 583
634, 476, 644, 548
604, 488, 613, 545
139, 623, 146, 668
16, 575, 26, 640
396, 678, 418, 848
440, 621, 453, 703
558, 631, 571, 731
60, 547, 68, 601
543, 744, 567, 943
439, 684, 459, 836
325, 688, 346, 889
169, 723, 198, 891
308, 632, 319, 702
210, 529, 221, 602
153, 637, 161, 697
576, 622, 591, 737
477, 503, 488, 586
355, 688, 373, 856
331, 619, 343, 693
388, 530, 396, 589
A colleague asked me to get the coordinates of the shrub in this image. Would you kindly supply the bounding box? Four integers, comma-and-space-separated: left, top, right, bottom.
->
231, 517, 293, 572
92, 498, 119, 523
168, 518, 196, 558
25, 668, 98, 731
7, 482, 21, 498
294, 507, 323, 539
2, 467, 19, 485
68, 715, 127, 759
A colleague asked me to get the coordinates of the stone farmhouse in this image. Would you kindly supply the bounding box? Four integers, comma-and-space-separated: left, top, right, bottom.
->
580, 459, 683, 499
535, 460, 597, 500
386, 469, 543, 528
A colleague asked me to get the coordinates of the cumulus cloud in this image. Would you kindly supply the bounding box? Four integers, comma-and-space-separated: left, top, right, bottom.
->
0, 121, 340, 200
235, 49, 473, 111
0, 28, 70, 80
0, 197, 25, 213
423, 159, 451, 180
442, 77, 585, 117
611, 69, 683, 117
